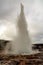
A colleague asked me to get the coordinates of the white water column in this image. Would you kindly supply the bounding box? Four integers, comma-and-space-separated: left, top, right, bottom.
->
16, 4, 32, 54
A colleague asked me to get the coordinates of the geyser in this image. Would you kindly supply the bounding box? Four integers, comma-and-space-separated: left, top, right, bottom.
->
16, 4, 32, 54
1, 4, 32, 55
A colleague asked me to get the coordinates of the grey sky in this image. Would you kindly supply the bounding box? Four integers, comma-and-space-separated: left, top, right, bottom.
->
0, 0, 43, 43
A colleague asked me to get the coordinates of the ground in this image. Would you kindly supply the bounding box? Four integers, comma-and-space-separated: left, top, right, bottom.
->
0, 53, 43, 65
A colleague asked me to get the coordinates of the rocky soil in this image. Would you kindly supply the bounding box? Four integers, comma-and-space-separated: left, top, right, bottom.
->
0, 53, 43, 65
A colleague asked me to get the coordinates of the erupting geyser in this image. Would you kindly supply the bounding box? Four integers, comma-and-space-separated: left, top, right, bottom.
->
0, 4, 32, 55
14, 3, 32, 54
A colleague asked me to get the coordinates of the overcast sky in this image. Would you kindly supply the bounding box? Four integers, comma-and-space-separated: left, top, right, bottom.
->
0, 0, 43, 43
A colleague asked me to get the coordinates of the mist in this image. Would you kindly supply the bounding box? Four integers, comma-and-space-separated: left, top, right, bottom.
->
3, 4, 33, 55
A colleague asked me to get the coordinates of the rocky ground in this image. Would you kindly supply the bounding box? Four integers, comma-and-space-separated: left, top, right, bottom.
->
0, 53, 43, 65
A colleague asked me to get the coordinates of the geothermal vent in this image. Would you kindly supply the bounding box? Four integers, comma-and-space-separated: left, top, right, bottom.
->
5, 4, 32, 55
15, 4, 32, 55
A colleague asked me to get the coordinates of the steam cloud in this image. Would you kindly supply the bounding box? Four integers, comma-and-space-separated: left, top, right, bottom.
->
4, 4, 32, 55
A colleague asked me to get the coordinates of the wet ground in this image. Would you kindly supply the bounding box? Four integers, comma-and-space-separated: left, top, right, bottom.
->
0, 53, 43, 65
